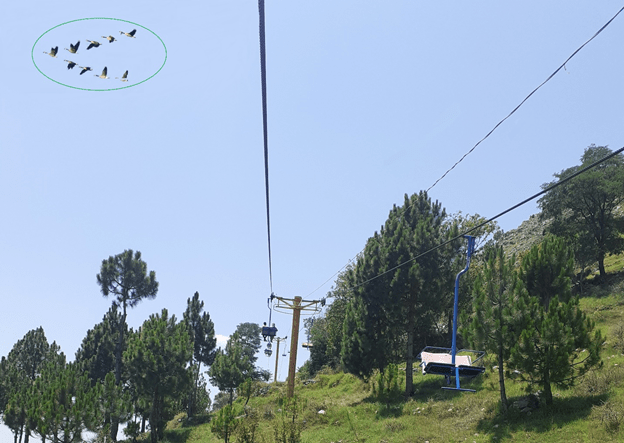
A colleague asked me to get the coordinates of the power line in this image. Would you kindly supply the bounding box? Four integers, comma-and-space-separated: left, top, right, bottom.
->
305, 6, 624, 298
258, 0, 273, 293
426, 5, 624, 193
346, 146, 624, 291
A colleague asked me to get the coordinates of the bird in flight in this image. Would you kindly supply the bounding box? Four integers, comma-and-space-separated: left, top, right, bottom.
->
78, 66, 93, 75
43, 46, 58, 57
64, 60, 77, 70
86, 40, 101, 50
116, 70, 129, 82
102, 35, 116, 43
65, 41, 80, 54
95, 67, 109, 79
119, 29, 137, 38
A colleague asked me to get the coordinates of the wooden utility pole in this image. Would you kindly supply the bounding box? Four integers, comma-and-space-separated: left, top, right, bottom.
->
272, 295, 323, 397
287, 297, 302, 397
273, 336, 287, 383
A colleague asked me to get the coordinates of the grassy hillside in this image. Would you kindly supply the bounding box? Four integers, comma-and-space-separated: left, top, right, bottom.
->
152, 270, 624, 443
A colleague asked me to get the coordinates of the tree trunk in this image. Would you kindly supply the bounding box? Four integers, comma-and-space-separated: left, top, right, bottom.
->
497, 353, 508, 413
150, 387, 159, 443
543, 368, 553, 406
598, 254, 606, 280
111, 302, 127, 442
405, 320, 415, 398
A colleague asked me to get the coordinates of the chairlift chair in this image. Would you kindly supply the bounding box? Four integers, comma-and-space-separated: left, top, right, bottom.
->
418, 236, 485, 393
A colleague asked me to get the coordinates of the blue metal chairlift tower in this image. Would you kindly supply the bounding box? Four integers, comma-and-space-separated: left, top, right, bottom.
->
418, 235, 485, 393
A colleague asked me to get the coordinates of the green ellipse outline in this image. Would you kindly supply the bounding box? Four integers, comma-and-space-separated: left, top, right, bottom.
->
32, 17, 167, 91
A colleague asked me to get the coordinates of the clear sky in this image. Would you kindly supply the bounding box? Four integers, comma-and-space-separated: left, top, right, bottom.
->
1, 1, 623, 437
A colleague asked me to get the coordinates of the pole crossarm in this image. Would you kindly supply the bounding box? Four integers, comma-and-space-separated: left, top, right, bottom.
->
272, 295, 324, 315
270, 295, 325, 397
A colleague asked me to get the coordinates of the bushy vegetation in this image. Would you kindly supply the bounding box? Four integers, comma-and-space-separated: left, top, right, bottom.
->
1, 145, 622, 442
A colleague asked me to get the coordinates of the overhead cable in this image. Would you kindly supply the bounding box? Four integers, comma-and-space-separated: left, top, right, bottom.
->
426, 5, 624, 193
347, 146, 624, 291
305, 6, 624, 298
258, 0, 273, 293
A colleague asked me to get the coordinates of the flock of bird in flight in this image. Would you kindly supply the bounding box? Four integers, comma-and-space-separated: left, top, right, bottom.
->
43, 29, 138, 81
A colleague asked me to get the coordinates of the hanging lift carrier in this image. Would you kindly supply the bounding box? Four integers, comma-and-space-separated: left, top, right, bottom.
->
417, 235, 485, 392
263, 294, 279, 356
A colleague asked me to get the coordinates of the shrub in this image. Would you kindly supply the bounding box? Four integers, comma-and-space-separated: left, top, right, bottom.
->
593, 400, 624, 433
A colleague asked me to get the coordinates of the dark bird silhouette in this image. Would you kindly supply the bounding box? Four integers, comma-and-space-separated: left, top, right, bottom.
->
86, 40, 101, 50
64, 60, 77, 70
119, 29, 136, 38
43, 46, 58, 57
78, 66, 93, 75
64, 41, 80, 54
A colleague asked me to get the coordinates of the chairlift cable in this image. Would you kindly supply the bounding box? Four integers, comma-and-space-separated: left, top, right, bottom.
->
426, 5, 624, 193
304, 6, 624, 298
347, 145, 624, 291
258, 0, 273, 294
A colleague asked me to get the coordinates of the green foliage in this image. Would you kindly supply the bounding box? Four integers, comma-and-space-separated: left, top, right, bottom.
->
210, 324, 269, 409
340, 191, 462, 396
372, 363, 401, 409
510, 236, 603, 405
96, 249, 159, 310
0, 327, 63, 442
125, 308, 192, 443
210, 404, 240, 443
93, 371, 132, 435
539, 144, 624, 279
183, 291, 217, 368
232, 322, 270, 382
235, 408, 261, 443
97, 249, 159, 441
183, 291, 217, 418
29, 360, 101, 443
461, 245, 520, 412
124, 420, 141, 442
302, 317, 330, 376
341, 296, 377, 379
593, 400, 624, 434
75, 305, 126, 385
237, 378, 254, 407
210, 339, 249, 406
273, 396, 305, 443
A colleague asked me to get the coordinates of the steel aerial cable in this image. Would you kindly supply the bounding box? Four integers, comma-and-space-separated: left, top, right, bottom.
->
305, 6, 624, 298
426, 5, 624, 193
346, 146, 624, 291
258, 0, 273, 294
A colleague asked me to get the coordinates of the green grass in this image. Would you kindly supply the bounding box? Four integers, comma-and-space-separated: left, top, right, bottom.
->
149, 265, 624, 443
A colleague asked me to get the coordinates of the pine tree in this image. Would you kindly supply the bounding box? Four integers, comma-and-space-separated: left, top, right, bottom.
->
125, 309, 192, 443
97, 249, 158, 441
0, 327, 62, 443
209, 335, 251, 406
461, 245, 520, 412
29, 360, 100, 443
539, 145, 624, 280
183, 292, 217, 418
509, 236, 602, 405
75, 305, 126, 386
341, 192, 459, 396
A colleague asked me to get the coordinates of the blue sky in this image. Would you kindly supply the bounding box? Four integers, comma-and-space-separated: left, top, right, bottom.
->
1, 1, 623, 435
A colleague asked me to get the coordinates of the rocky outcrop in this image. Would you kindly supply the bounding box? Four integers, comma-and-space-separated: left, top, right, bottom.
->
499, 213, 551, 256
